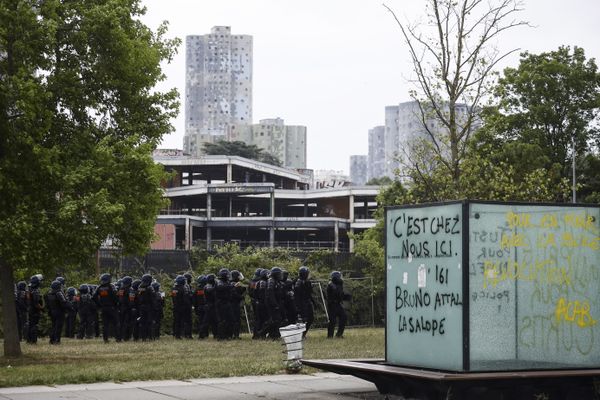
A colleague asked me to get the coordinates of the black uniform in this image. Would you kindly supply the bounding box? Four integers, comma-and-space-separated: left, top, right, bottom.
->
117, 284, 135, 340
183, 276, 194, 339
64, 291, 78, 338
93, 283, 121, 342
282, 276, 297, 325
200, 279, 218, 339
15, 284, 28, 341
171, 281, 191, 339
193, 283, 207, 338
255, 276, 268, 338
77, 291, 96, 339
294, 278, 315, 335
248, 274, 260, 338
230, 281, 246, 339
327, 279, 347, 338
262, 275, 283, 339
26, 286, 43, 344
45, 287, 70, 344
152, 286, 164, 339
136, 283, 156, 341
215, 278, 233, 340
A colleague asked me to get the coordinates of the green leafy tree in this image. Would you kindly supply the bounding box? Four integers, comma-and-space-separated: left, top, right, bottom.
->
365, 176, 393, 186
203, 140, 283, 167
0, 0, 179, 357
483, 46, 600, 200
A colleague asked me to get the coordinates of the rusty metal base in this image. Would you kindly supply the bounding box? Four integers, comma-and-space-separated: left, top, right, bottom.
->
303, 359, 600, 400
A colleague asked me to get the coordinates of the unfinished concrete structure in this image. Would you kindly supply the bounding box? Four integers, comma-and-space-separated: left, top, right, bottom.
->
153, 153, 378, 252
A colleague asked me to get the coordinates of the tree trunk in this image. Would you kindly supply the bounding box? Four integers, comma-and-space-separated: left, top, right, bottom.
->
0, 257, 22, 357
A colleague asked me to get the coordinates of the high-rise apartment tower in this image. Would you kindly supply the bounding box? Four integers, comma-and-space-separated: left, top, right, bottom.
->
184, 26, 253, 156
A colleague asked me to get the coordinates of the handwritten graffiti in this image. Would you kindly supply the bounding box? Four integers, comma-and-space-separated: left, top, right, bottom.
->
554, 298, 597, 328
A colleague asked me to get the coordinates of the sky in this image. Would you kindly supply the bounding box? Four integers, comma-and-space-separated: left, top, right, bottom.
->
141, 0, 600, 174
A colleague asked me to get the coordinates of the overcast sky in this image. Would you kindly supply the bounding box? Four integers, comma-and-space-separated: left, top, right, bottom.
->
141, 0, 600, 174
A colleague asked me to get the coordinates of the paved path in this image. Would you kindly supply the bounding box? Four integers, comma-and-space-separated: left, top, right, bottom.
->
0, 373, 392, 400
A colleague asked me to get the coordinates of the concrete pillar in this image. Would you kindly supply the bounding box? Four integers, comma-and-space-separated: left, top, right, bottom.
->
207, 193, 212, 219
349, 195, 355, 222
228, 196, 232, 217
187, 169, 193, 186
349, 228, 354, 253
226, 163, 232, 183
269, 227, 275, 248
184, 218, 191, 250
303, 202, 308, 217
334, 221, 339, 253
270, 192, 275, 217
206, 227, 212, 251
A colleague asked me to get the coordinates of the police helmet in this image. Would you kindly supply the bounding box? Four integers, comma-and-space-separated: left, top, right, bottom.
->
141, 274, 153, 285
175, 275, 186, 285
331, 271, 343, 283
270, 267, 282, 281
100, 273, 111, 285
17, 281, 27, 291
254, 268, 263, 279
259, 268, 269, 279
121, 276, 133, 287
231, 270, 243, 282
50, 280, 62, 291
184, 273, 193, 284
206, 274, 216, 285
29, 275, 41, 287
67, 287, 76, 296
132, 279, 142, 290
151, 281, 161, 291
79, 284, 89, 294
282, 270, 289, 281
197, 274, 207, 285
299, 266, 310, 280
56, 276, 65, 286
218, 268, 230, 280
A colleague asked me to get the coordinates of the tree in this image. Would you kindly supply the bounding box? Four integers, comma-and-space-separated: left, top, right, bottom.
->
203, 140, 283, 167
0, 0, 179, 357
384, 0, 528, 194
483, 46, 600, 200
365, 176, 393, 186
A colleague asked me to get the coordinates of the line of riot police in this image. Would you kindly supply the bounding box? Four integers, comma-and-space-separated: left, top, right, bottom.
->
14, 266, 348, 343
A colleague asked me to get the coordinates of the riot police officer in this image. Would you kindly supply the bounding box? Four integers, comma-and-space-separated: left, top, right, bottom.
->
254, 268, 269, 339
248, 269, 262, 339
136, 274, 156, 341
26, 274, 44, 344
230, 270, 246, 339
45, 280, 71, 344
294, 266, 315, 336
262, 267, 283, 339
171, 275, 190, 339
64, 287, 78, 338
193, 275, 207, 339
77, 284, 96, 339
117, 276, 134, 340
282, 270, 297, 325
15, 281, 28, 341
183, 272, 194, 339
327, 271, 347, 338
215, 268, 233, 340
131, 279, 141, 340
93, 273, 121, 342
151, 281, 164, 339
200, 274, 218, 339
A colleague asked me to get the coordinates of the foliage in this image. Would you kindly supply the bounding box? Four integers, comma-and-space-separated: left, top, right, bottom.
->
0, 0, 179, 356
365, 176, 393, 186
203, 140, 283, 167
487, 46, 600, 172
385, 0, 528, 188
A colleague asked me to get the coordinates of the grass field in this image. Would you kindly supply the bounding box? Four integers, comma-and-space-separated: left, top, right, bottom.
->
0, 327, 384, 387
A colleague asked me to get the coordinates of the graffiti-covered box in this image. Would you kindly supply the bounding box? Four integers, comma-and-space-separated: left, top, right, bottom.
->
385, 201, 600, 372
